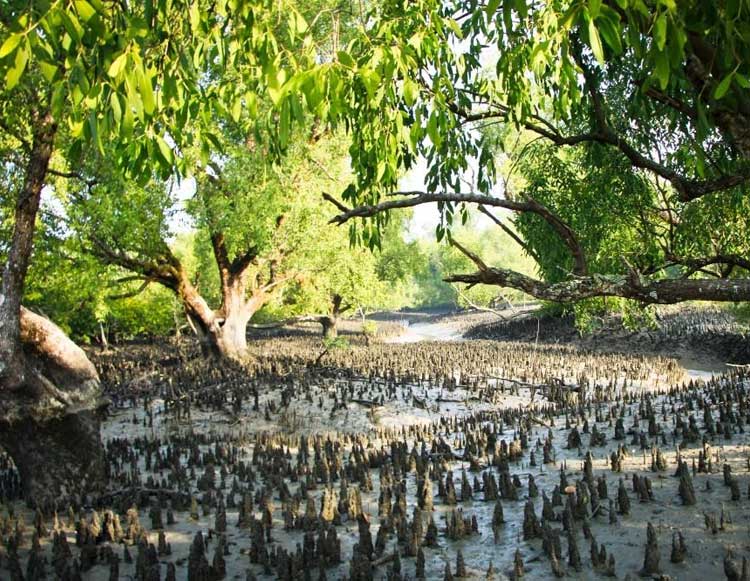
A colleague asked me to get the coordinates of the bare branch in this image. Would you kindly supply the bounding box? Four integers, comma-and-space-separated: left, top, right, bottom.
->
259, 272, 298, 294
47, 168, 99, 191
322, 192, 351, 214
477, 205, 541, 264
448, 237, 488, 271
451, 284, 508, 320
328, 190, 588, 275
107, 279, 151, 300
329, 191, 530, 221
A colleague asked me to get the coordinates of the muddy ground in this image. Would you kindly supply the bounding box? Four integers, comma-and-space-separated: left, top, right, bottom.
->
2, 305, 750, 580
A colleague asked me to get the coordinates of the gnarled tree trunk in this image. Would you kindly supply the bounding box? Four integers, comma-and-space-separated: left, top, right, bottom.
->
89, 194, 293, 363
319, 294, 349, 339
321, 315, 338, 339
178, 266, 268, 363
188, 296, 264, 362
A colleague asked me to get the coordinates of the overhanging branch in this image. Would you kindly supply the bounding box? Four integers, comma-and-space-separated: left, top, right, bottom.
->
327, 190, 587, 275
445, 267, 750, 304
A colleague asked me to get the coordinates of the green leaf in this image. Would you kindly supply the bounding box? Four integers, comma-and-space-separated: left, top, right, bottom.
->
713, 73, 734, 100
0, 33, 22, 59
231, 97, 241, 122
446, 18, 463, 38
5, 42, 28, 89
485, 0, 501, 16
107, 53, 128, 78
245, 91, 258, 117
653, 13, 667, 51
654, 50, 670, 89
75, 0, 97, 22
189, 2, 200, 31
359, 68, 380, 99
337, 51, 355, 68
426, 112, 441, 147
155, 134, 174, 166
51, 82, 66, 117
139, 71, 155, 115
589, 0, 602, 19
597, 17, 622, 54
267, 84, 284, 106
69, 117, 84, 137
110, 92, 122, 124
122, 103, 134, 136
39, 61, 58, 82
59, 10, 83, 42
289, 7, 308, 36
88, 111, 103, 153
278, 99, 290, 147
403, 79, 418, 106
695, 148, 706, 178
587, 18, 605, 64
502, 2, 513, 33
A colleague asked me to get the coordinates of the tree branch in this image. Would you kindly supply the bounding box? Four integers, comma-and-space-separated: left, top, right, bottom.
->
436, 47, 750, 203
210, 231, 231, 281
47, 168, 98, 188
448, 237, 488, 271
107, 279, 151, 300
229, 245, 259, 276
569, 44, 750, 202
445, 267, 750, 304
477, 205, 540, 264
87, 235, 180, 291
670, 253, 750, 277
327, 191, 587, 275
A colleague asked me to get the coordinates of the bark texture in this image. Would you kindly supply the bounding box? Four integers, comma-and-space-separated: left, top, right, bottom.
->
444, 267, 750, 304
0, 111, 56, 390
320, 294, 349, 339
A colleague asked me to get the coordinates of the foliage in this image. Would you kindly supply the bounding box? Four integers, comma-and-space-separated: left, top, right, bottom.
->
411, 213, 536, 309
23, 235, 179, 340
0, 0, 316, 179
274, 0, 750, 324
300, 0, 750, 215
322, 335, 349, 351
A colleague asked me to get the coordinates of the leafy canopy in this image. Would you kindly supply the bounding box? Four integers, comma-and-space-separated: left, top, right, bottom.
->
0, 0, 315, 177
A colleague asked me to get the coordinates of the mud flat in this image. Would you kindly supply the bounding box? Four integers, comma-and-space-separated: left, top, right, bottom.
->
1, 307, 749, 580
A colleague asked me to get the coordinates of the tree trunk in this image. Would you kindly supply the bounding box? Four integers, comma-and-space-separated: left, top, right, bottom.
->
0, 111, 56, 390
321, 315, 338, 339
214, 308, 253, 361
320, 293, 344, 339
0, 111, 105, 504
99, 321, 109, 351
0, 308, 105, 506
181, 279, 262, 364
186, 314, 221, 358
